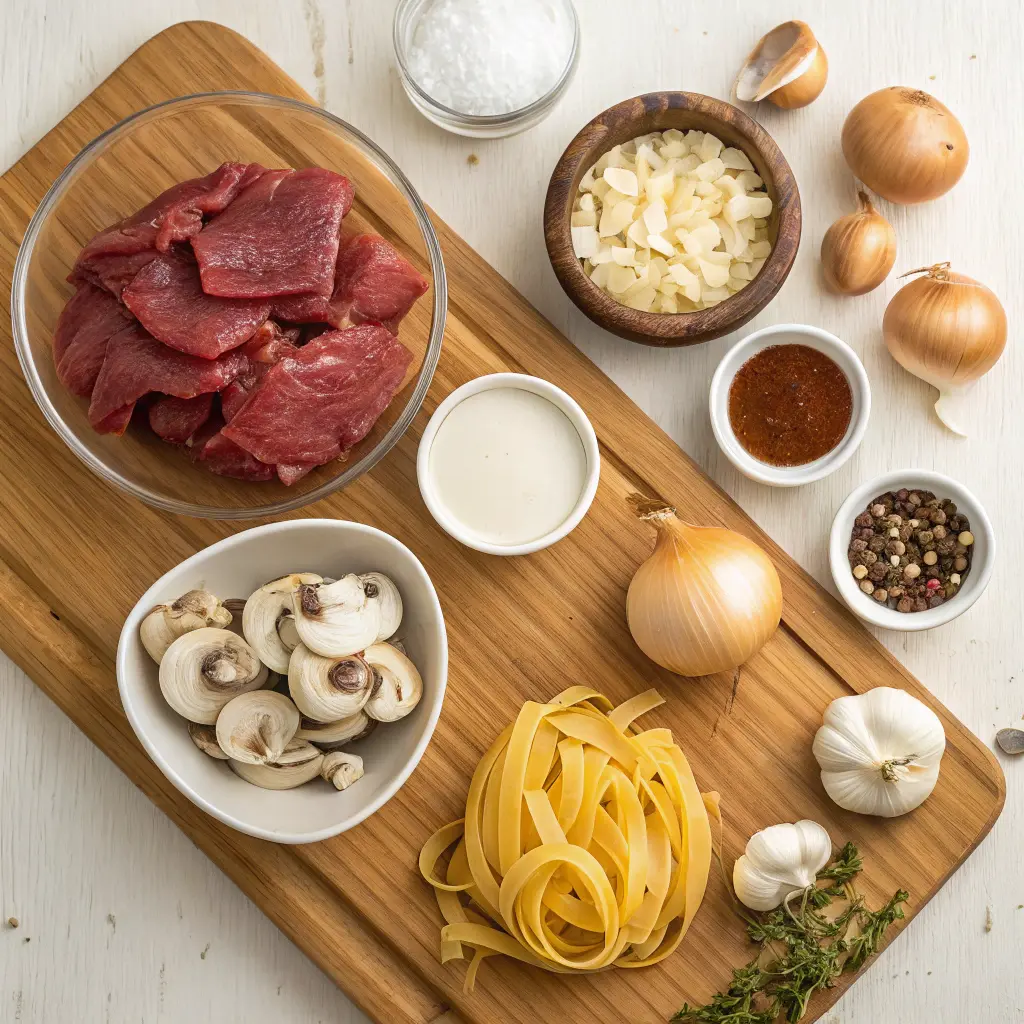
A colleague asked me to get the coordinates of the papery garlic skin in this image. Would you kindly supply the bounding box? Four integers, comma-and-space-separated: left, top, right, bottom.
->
812, 687, 945, 818
733, 820, 832, 912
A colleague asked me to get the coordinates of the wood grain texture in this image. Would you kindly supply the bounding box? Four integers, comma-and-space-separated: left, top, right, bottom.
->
544, 92, 801, 346
2, 4, 1021, 1024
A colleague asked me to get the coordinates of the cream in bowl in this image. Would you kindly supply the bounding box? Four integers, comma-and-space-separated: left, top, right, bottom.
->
417, 373, 600, 555
709, 323, 870, 487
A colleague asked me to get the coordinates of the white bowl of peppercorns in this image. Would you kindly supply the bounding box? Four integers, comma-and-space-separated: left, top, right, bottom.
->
830, 470, 994, 631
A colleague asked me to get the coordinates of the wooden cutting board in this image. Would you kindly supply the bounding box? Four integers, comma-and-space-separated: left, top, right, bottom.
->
0, 21, 1004, 1024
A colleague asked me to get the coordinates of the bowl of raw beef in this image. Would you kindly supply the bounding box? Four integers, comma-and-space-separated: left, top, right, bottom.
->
12, 92, 447, 518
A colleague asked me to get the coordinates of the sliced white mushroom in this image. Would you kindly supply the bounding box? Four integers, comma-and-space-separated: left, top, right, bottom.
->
242, 573, 322, 674
321, 751, 364, 791
230, 742, 324, 790
288, 643, 375, 723
296, 709, 377, 750
188, 722, 229, 760
362, 643, 423, 723
140, 590, 232, 663
215, 690, 300, 765
292, 576, 380, 657
359, 572, 403, 643
159, 627, 269, 724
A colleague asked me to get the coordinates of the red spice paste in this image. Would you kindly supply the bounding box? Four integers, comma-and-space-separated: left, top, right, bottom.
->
727, 344, 853, 467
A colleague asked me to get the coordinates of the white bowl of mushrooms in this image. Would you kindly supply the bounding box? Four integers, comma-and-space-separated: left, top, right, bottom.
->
116, 519, 448, 843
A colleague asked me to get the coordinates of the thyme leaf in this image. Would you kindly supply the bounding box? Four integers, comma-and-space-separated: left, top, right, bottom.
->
672, 843, 908, 1024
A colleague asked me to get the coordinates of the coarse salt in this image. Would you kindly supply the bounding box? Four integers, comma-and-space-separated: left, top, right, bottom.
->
406, 0, 574, 116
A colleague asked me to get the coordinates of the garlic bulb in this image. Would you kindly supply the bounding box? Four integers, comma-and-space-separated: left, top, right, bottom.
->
292, 575, 381, 658
360, 572, 403, 643
820, 191, 896, 296
883, 263, 1007, 435
321, 751, 365, 791
215, 690, 300, 765
733, 820, 833, 911
812, 687, 946, 817
734, 21, 828, 109
159, 628, 268, 724
626, 501, 782, 677
140, 590, 233, 663
362, 642, 423, 722
296, 708, 376, 749
288, 643, 375, 723
242, 573, 322, 673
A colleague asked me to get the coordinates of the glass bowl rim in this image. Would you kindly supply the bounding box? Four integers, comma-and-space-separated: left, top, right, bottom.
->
11, 89, 448, 520
392, 0, 580, 126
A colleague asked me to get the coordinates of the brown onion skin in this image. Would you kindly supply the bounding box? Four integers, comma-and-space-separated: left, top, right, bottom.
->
883, 266, 1006, 386
820, 191, 896, 295
769, 47, 828, 109
842, 88, 968, 204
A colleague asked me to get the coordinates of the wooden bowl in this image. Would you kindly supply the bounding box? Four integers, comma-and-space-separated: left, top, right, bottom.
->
544, 92, 802, 347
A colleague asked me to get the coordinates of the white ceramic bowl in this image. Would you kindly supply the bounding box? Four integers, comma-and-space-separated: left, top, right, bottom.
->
709, 323, 871, 487
416, 373, 600, 556
116, 520, 448, 843
829, 470, 994, 632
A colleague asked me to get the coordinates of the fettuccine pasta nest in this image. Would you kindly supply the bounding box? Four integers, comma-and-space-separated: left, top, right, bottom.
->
419, 686, 713, 991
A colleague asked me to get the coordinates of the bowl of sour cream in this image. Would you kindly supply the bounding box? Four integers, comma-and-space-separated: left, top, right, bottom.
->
416, 373, 600, 555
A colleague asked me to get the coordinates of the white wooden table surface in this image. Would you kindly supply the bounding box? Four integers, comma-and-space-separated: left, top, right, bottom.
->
1, 2, 1020, 1021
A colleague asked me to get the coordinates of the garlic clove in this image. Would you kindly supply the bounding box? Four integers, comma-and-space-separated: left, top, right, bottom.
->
188, 722, 229, 759
321, 751, 365, 791
362, 642, 423, 723
734, 21, 827, 109
287, 643, 375, 723
359, 572, 403, 643
813, 687, 946, 817
242, 573, 322, 674
230, 743, 324, 790
159, 627, 268, 724
295, 708, 377, 750
140, 590, 233, 664
733, 820, 833, 911
292, 575, 381, 658
214, 690, 300, 765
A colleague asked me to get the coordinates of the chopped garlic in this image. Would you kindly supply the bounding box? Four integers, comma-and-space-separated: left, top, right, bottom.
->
574, 130, 774, 313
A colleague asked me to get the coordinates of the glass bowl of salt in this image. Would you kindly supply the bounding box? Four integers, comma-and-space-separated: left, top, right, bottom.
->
394, 0, 580, 138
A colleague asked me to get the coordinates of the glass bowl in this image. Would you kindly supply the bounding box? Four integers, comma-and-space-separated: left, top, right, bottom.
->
12, 91, 447, 520
393, 0, 580, 138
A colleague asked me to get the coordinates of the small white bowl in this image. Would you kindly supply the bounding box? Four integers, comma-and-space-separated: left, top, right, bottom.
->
116, 519, 448, 844
829, 470, 995, 632
416, 373, 600, 556
709, 323, 871, 487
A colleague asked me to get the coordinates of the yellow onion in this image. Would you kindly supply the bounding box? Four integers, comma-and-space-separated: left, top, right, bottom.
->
626, 502, 782, 677
842, 87, 968, 204
883, 262, 1007, 435
820, 191, 896, 296
733, 21, 828, 110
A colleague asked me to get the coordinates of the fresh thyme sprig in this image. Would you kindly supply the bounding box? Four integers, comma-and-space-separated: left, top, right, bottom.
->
672, 843, 908, 1024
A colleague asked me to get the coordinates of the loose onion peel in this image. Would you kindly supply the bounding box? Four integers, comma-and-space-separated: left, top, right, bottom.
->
419, 686, 713, 991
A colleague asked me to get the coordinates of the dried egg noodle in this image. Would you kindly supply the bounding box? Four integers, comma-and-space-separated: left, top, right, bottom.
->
419, 687, 713, 990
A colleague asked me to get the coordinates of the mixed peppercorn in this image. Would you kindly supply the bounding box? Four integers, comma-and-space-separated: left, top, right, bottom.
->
847, 489, 974, 613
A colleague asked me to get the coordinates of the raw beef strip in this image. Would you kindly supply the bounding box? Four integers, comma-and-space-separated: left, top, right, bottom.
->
271, 233, 428, 333
148, 393, 214, 444
221, 325, 412, 466
72, 163, 265, 297
53, 284, 134, 397
220, 321, 302, 422
122, 247, 270, 358
88, 324, 248, 435
192, 168, 354, 299
190, 415, 276, 482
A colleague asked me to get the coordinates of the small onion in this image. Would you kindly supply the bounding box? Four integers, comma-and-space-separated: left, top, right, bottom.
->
841, 87, 968, 204
626, 501, 783, 677
883, 262, 1007, 435
820, 191, 896, 296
